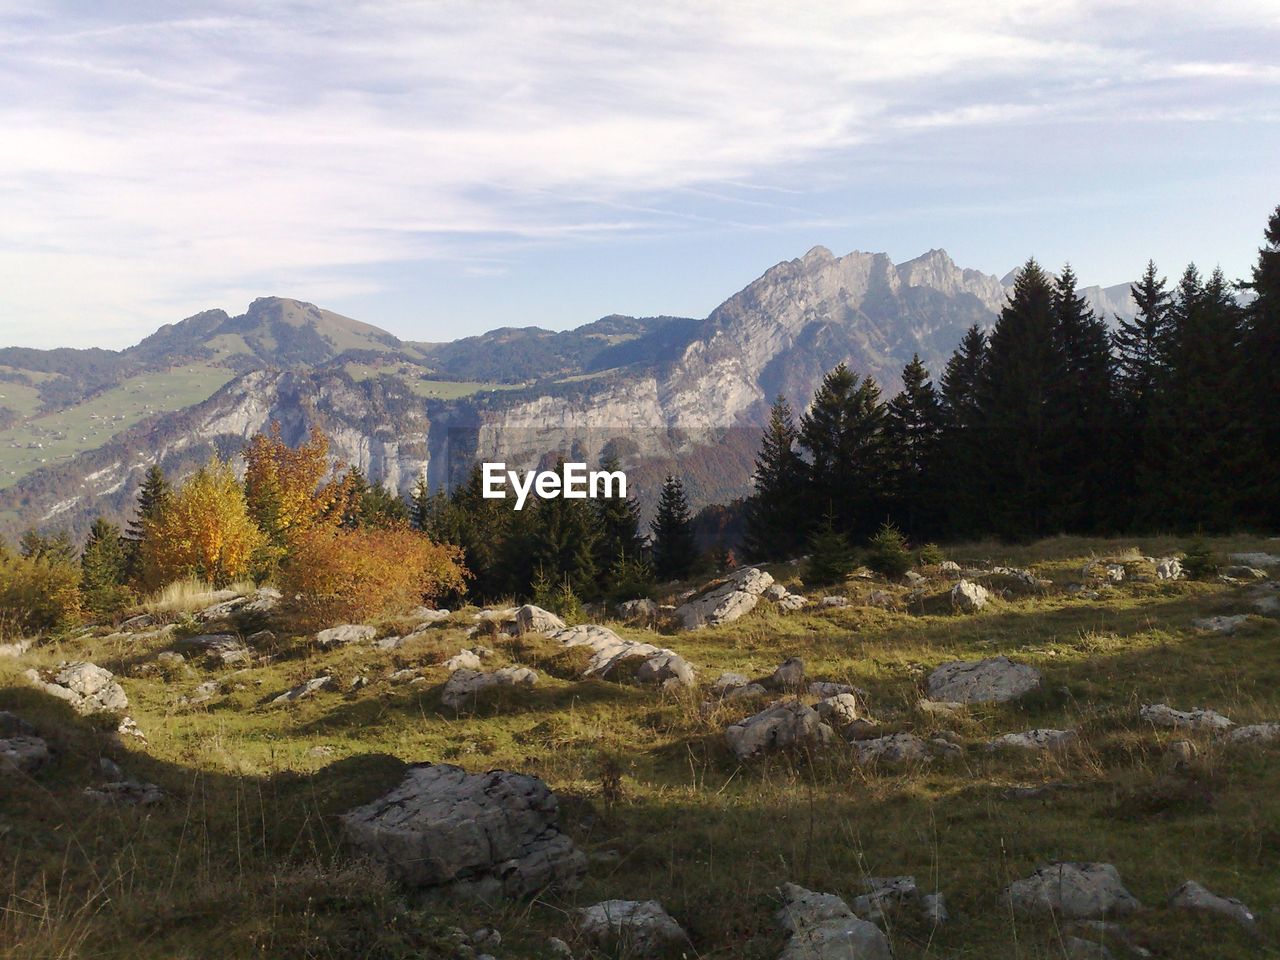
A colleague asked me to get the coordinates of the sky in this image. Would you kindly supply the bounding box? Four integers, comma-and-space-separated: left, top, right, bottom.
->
1, 1, 1278, 350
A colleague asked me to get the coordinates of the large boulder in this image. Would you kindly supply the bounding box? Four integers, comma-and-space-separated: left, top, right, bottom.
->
674, 566, 774, 629
340, 764, 586, 899
441, 667, 538, 710
25, 662, 128, 714
514, 604, 566, 635
617, 598, 660, 621
553, 625, 695, 688
315, 624, 378, 648
1007, 863, 1140, 919
724, 700, 834, 760
775, 883, 892, 960
926, 657, 1041, 704
950, 579, 990, 612
577, 900, 688, 957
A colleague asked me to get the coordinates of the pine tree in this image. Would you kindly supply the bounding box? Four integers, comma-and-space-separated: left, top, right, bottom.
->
804, 509, 855, 586
977, 259, 1065, 539
743, 395, 807, 560
798, 363, 888, 543
593, 451, 644, 578
409, 474, 432, 531
938, 325, 989, 538
19, 529, 75, 563
80, 518, 131, 615
1050, 265, 1116, 532
884, 356, 943, 539
529, 462, 599, 598
125, 464, 171, 579
1239, 205, 1280, 529
650, 474, 696, 581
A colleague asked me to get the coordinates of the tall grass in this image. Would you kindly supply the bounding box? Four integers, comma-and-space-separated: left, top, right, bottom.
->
141, 578, 255, 616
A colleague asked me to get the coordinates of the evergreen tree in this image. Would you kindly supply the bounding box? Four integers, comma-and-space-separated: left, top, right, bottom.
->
650, 474, 696, 581
592, 451, 644, 578
798, 363, 888, 542
19, 529, 75, 563
529, 461, 599, 597
125, 464, 171, 579
338, 467, 410, 528
884, 356, 943, 539
409, 475, 432, 531
1239, 204, 1280, 529
804, 509, 855, 586
1050, 265, 1116, 532
743, 395, 808, 560
977, 259, 1065, 539
938, 325, 989, 538
80, 518, 131, 615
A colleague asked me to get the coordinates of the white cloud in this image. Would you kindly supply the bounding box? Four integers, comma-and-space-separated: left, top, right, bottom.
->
0, 0, 1275, 346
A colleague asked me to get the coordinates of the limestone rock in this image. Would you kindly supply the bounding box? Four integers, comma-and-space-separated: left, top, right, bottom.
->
987, 729, 1077, 752
1193, 615, 1249, 634
674, 566, 773, 629
617, 598, 660, 620
1229, 552, 1280, 568
851, 876, 919, 921
272, 676, 334, 704
26, 662, 128, 715
1227, 722, 1280, 744
950, 579, 990, 612
315, 624, 377, 648
852, 733, 930, 765
178, 633, 250, 666
725, 700, 834, 760
441, 667, 537, 710
808, 681, 857, 699
577, 900, 688, 957
1168, 880, 1255, 927
1140, 703, 1234, 732
84, 779, 165, 806
926, 657, 1041, 704
1007, 863, 1140, 919
939, 560, 962, 577
0, 735, 49, 775
1155, 557, 1183, 580
712, 672, 750, 692
770, 657, 806, 691
813, 693, 865, 728
443, 650, 484, 672
515, 604, 566, 635
340, 763, 585, 899
553, 624, 695, 687
775, 883, 892, 960
820, 595, 850, 608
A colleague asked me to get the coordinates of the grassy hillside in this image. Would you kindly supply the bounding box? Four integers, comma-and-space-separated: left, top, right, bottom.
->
3, 536, 1280, 958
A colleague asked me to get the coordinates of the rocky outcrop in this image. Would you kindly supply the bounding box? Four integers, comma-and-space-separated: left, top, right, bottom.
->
340, 764, 586, 899
674, 566, 774, 629
0, 734, 49, 776
553, 625, 695, 688
25, 662, 128, 714
724, 700, 834, 760
987, 729, 1077, 752
441, 667, 538, 710
926, 657, 1041, 704
514, 605, 566, 635
1227, 722, 1280, 744
177, 633, 251, 666
577, 900, 688, 957
774, 882, 892, 960
1007, 863, 1140, 919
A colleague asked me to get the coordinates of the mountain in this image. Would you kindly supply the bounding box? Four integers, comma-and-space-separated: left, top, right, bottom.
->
0, 249, 1140, 539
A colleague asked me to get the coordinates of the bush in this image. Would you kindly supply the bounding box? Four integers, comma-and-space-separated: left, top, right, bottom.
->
916, 542, 946, 566
0, 553, 82, 638
867, 521, 914, 579
532, 566, 584, 623
279, 525, 469, 630
1181, 538, 1219, 580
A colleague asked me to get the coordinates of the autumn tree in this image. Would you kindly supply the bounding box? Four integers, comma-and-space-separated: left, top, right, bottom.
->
243, 423, 344, 551
140, 458, 266, 589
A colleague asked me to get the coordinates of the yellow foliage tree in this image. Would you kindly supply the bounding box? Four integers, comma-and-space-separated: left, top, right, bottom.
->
243, 423, 347, 566
140, 458, 266, 589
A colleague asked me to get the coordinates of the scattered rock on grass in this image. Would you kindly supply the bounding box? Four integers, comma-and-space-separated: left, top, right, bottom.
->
1168, 880, 1255, 927
1155, 557, 1183, 580
852, 733, 931, 765
0, 734, 49, 775
440, 667, 537, 710
179, 634, 251, 666
553, 624, 696, 688
84, 780, 165, 806
813, 693, 865, 728
725, 700, 834, 760
25, 662, 128, 714
950, 579, 990, 612
987, 729, 1077, 752
674, 566, 774, 629
770, 657, 806, 691
775, 883, 892, 960
272, 676, 335, 704
1007, 863, 1140, 919
515, 604, 566, 635
1140, 703, 1235, 732
1227, 722, 1280, 744
926, 657, 1041, 704
577, 900, 688, 957
315, 624, 377, 648
1192, 615, 1249, 634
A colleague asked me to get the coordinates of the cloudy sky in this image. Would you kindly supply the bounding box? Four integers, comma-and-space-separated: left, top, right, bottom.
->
1, 1, 1278, 349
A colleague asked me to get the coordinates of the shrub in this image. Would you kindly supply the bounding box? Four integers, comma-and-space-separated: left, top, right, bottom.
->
0, 553, 82, 638
279, 525, 469, 630
1181, 538, 1219, 580
867, 521, 914, 579
916, 542, 946, 566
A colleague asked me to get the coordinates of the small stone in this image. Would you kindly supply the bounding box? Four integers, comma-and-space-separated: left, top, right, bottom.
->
1169, 879, 1255, 927
578, 900, 688, 957
770, 656, 806, 690
546, 937, 573, 958
813, 693, 864, 727
272, 676, 334, 704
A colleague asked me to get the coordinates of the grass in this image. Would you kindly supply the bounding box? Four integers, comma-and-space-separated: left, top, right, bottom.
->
342, 361, 526, 399
0, 364, 236, 490
140, 578, 257, 617
2, 535, 1280, 957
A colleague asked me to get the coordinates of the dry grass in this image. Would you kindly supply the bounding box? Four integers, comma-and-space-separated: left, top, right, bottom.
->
140, 578, 255, 617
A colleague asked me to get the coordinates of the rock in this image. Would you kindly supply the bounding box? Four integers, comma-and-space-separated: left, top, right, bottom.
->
712, 672, 750, 692
577, 900, 688, 957
723, 682, 768, 702
1007, 863, 1140, 919
388, 668, 419, 684
1230, 551, 1280, 568
921, 892, 949, 925
0, 637, 34, 658
340, 763, 585, 899
724, 700, 834, 760
471, 927, 501, 951
315, 624, 377, 648
808, 681, 856, 698
84, 780, 165, 806
775, 883, 892, 960
1083, 560, 1126, 583
115, 716, 146, 743
1140, 703, 1234, 732
26, 662, 128, 715
917, 699, 965, 715
1193, 615, 1249, 634
1221, 565, 1267, 582
99, 756, 123, 779
546, 937, 573, 958
851, 876, 919, 921
1155, 557, 1183, 580
178, 633, 251, 666
674, 566, 774, 629
443, 650, 484, 672
950, 579, 990, 612
852, 733, 930, 764
246, 629, 275, 647
617, 598, 660, 620
408, 606, 451, 624
939, 560, 962, 577
197, 595, 249, 621
864, 589, 894, 608
272, 676, 334, 704
0, 735, 49, 775
240, 586, 281, 615
770, 657, 806, 691
1064, 937, 1113, 959
813, 693, 865, 727
1227, 722, 1280, 744
156, 651, 186, 668
373, 635, 404, 650
1162, 739, 1197, 771
775, 592, 808, 612
441, 667, 538, 710
119, 613, 156, 631
987, 729, 1077, 752
819, 595, 850, 608
926, 657, 1041, 704
553, 624, 695, 687
181, 679, 220, 705
1168, 879, 1255, 927
514, 604, 566, 635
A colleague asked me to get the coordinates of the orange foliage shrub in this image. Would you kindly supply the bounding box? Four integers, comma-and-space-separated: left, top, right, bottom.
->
140, 459, 266, 589
278, 525, 469, 630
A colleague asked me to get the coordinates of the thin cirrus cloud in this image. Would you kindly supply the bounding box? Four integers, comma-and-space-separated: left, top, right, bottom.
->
0, 0, 1276, 348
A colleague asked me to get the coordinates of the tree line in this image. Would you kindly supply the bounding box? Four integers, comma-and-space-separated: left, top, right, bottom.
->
744, 204, 1280, 559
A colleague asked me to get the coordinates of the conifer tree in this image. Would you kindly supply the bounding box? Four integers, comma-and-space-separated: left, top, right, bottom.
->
592, 451, 644, 577
125, 464, 171, 579
804, 509, 855, 585
409, 475, 432, 531
938, 325, 988, 538
529, 461, 599, 597
884, 356, 943, 539
798, 363, 888, 542
743, 395, 807, 560
977, 259, 1064, 539
19, 529, 76, 563
1239, 204, 1280, 528
80, 518, 131, 615
650, 474, 696, 581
